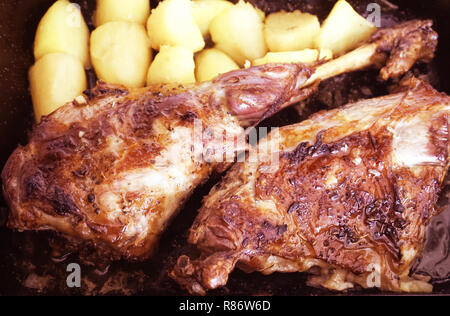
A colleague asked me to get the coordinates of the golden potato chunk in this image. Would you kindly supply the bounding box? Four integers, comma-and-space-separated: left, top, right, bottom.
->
264, 10, 320, 52
90, 21, 152, 88
192, 0, 233, 37
315, 0, 377, 56
254, 6, 266, 21
253, 49, 330, 66
195, 48, 239, 82
147, 45, 196, 85
210, 0, 267, 66
29, 52, 87, 122
319, 48, 333, 61
147, 0, 205, 52
34, 0, 90, 67
94, 0, 150, 26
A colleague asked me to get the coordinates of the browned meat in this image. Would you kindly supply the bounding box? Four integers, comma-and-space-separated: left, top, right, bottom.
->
1, 20, 437, 265
170, 78, 450, 295
1, 64, 314, 265
370, 19, 437, 80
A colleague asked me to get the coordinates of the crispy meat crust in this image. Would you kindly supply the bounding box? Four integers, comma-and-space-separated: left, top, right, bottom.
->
171, 80, 450, 295
370, 19, 438, 80
1, 64, 313, 264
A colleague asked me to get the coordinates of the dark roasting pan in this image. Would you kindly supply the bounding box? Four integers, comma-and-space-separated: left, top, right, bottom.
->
0, 0, 449, 295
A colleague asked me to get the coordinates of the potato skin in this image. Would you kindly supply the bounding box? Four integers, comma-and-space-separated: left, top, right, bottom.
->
147, 0, 205, 52
34, 0, 90, 67
95, 0, 150, 26
195, 48, 239, 82
29, 53, 87, 122
210, 0, 267, 66
147, 45, 196, 85
264, 10, 320, 52
90, 21, 152, 88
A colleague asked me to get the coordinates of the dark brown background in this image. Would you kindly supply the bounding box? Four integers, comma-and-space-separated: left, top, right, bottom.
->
0, 0, 449, 295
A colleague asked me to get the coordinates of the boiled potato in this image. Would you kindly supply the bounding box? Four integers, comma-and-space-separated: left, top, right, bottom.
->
195, 48, 239, 82
29, 53, 87, 122
147, 0, 205, 52
34, 0, 90, 67
90, 21, 152, 88
315, 0, 377, 56
210, 0, 267, 66
319, 48, 333, 61
147, 45, 195, 85
192, 0, 233, 37
94, 0, 150, 26
253, 49, 326, 66
255, 7, 266, 21
264, 10, 320, 52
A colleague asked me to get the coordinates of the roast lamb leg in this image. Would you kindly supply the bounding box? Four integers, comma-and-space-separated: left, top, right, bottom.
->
170, 77, 450, 295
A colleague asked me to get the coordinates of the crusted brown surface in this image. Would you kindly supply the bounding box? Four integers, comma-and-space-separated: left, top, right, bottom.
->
171, 80, 450, 294
1, 64, 314, 264
370, 19, 438, 80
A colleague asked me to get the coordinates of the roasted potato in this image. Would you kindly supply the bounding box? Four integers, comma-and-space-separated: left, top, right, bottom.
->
29, 52, 87, 122
195, 48, 239, 82
255, 6, 266, 21
34, 0, 90, 67
210, 0, 267, 66
90, 21, 152, 88
315, 0, 377, 56
318, 48, 333, 61
147, 45, 196, 85
264, 10, 320, 52
192, 0, 233, 37
147, 0, 205, 52
253, 49, 331, 66
94, 0, 150, 26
